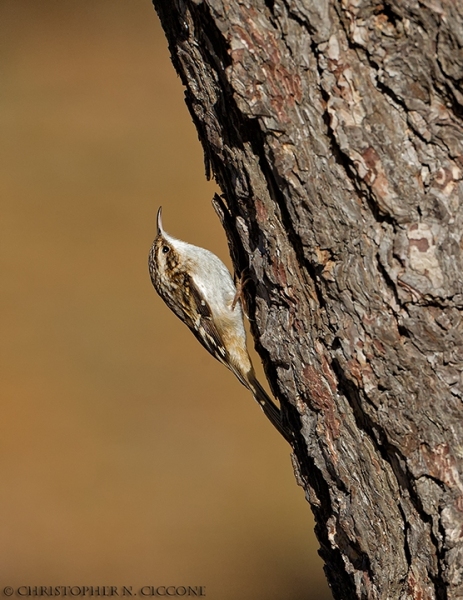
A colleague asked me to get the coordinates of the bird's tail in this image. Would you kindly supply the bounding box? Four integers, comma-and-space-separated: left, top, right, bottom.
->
247, 373, 292, 442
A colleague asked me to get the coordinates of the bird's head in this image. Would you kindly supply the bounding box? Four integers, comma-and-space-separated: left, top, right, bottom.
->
148, 207, 183, 289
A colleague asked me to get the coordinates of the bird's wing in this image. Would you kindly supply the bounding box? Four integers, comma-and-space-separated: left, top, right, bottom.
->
170, 274, 290, 441
186, 275, 263, 392
182, 273, 231, 367
159, 268, 230, 366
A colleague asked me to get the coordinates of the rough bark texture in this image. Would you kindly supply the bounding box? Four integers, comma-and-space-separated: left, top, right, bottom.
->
152, 0, 463, 598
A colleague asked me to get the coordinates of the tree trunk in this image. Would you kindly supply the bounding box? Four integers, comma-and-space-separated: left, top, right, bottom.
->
151, 0, 463, 598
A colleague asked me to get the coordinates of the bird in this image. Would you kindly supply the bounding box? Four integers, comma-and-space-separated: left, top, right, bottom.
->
148, 207, 289, 440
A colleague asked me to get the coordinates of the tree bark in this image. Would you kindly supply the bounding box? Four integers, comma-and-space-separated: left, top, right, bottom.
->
152, 0, 463, 598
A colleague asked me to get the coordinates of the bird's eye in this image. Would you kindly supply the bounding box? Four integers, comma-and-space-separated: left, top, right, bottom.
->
162, 246, 170, 254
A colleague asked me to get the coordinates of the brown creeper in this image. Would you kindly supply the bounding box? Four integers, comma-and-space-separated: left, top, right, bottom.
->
148, 207, 288, 440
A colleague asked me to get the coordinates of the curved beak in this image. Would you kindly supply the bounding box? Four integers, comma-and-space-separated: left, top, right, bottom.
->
156, 206, 164, 236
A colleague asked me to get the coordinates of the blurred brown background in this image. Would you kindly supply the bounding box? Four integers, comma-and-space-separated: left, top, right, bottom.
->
0, 1, 331, 598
